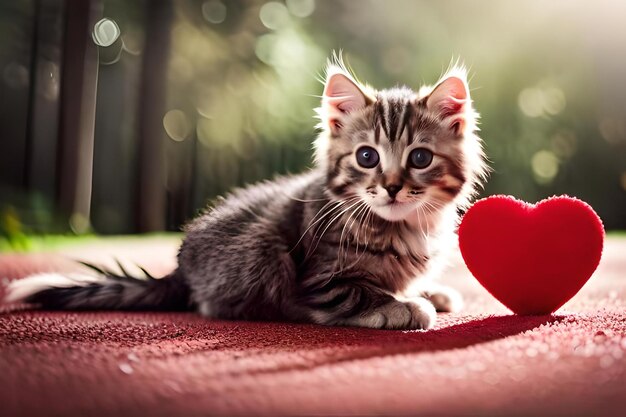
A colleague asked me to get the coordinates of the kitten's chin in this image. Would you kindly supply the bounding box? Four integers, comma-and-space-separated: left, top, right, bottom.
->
370, 201, 417, 222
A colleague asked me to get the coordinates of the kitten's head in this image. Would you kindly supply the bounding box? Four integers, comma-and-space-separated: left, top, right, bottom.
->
314, 57, 487, 223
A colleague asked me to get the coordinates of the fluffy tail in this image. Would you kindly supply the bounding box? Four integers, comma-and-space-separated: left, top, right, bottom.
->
4, 263, 191, 311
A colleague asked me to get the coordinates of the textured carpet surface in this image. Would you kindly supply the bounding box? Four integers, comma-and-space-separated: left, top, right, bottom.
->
1, 237, 625, 417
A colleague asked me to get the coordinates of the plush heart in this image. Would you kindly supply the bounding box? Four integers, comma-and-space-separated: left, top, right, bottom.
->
458, 195, 604, 315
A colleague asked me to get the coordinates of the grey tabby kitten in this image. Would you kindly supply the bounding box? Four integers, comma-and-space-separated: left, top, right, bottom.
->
6, 58, 487, 330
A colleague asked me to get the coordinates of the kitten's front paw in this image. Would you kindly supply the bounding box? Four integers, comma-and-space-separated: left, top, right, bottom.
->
401, 297, 437, 330
352, 297, 436, 330
422, 284, 463, 313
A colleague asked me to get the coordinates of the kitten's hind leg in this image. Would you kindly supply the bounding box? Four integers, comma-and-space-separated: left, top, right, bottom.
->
303, 278, 436, 330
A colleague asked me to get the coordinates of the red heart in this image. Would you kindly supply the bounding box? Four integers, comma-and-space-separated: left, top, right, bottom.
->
458, 195, 604, 315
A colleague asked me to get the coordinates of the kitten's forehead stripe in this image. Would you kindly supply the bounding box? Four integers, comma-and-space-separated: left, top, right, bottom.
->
399, 101, 414, 145
387, 99, 401, 143
374, 115, 381, 144
375, 101, 390, 141
374, 93, 427, 145
383, 99, 391, 138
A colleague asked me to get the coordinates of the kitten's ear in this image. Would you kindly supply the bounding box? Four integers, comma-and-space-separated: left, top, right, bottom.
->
322, 72, 369, 135
426, 76, 469, 135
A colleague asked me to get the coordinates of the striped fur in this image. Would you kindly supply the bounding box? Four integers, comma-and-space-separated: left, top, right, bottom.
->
7, 269, 190, 311
5, 55, 487, 330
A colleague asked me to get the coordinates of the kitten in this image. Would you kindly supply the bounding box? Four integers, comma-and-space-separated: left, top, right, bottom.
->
5, 57, 487, 330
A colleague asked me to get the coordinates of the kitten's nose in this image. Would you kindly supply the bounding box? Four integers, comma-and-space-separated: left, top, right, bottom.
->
384, 184, 402, 198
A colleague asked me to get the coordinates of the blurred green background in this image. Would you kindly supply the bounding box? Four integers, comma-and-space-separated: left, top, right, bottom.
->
1, 0, 625, 249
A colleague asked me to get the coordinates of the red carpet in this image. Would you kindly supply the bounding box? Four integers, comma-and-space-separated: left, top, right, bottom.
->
1, 237, 625, 416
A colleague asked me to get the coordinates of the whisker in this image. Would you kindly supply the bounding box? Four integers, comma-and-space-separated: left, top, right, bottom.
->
306, 198, 362, 260
336, 202, 359, 272
287, 195, 328, 203
352, 202, 370, 257
338, 201, 367, 272
310, 197, 360, 239
415, 205, 428, 241
347, 205, 373, 269
288, 197, 356, 253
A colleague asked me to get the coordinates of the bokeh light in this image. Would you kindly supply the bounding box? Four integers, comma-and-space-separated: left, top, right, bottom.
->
92, 18, 121, 47
259, 2, 290, 30
121, 29, 143, 55
518, 88, 545, 118
550, 130, 577, 159
531, 150, 560, 184
2, 62, 29, 89
254, 33, 277, 65
163, 110, 191, 142
599, 118, 625, 144
202, 1, 227, 24
286, 0, 316, 18
518, 86, 566, 118
542, 87, 566, 115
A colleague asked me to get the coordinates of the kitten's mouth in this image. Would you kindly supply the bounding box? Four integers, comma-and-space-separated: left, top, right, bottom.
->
369, 198, 417, 222
384, 199, 409, 208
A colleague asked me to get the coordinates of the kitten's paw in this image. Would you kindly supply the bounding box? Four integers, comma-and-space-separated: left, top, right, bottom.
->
401, 297, 437, 330
421, 284, 463, 313
348, 297, 436, 330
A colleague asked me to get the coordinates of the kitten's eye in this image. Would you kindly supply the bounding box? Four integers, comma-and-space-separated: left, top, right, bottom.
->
356, 146, 380, 168
408, 148, 433, 169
